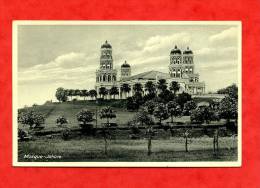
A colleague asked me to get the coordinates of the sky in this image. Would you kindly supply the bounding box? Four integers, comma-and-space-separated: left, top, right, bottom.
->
17, 23, 240, 108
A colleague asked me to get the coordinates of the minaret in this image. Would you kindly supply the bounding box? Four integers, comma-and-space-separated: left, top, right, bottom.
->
100, 40, 113, 70
120, 60, 131, 79
96, 41, 117, 84
182, 46, 194, 74
169, 45, 182, 78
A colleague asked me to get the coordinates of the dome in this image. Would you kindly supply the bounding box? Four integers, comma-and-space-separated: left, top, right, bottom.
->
121, 60, 130, 68
183, 47, 193, 55
101, 40, 112, 49
170, 45, 182, 55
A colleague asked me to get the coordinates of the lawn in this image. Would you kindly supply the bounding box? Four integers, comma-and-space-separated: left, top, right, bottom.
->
18, 136, 237, 162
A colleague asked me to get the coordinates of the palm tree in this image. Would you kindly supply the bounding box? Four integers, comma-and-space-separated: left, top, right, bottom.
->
145, 81, 156, 95
99, 87, 108, 99
157, 79, 167, 93
81, 89, 88, 100
68, 89, 74, 101
75, 89, 81, 100
133, 83, 143, 95
89, 89, 97, 100
99, 106, 117, 155
169, 81, 180, 96
120, 83, 131, 98
109, 86, 119, 99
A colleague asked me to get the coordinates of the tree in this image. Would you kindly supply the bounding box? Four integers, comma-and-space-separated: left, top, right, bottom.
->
145, 81, 156, 95
157, 79, 167, 93
144, 100, 158, 115
183, 100, 197, 116
56, 116, 68, 127
158, 89, 175, 104
176, 92, 192, 108
133, 83, 143, 95
81, 89, 88, 100
153, 103, 169, 124
133, 108, 153, 127
55, 87, 68, 102
190, 106, 214, 124
18, 110, 45, 129
219, 96, 238, 123
120, 83, 131, 98
75, 89, 81, 99
89, 89, 97, 100
99, 107, 117, 155
217, 84, 238, 99
109, 86, 119, 99
67, 89, 74, 101
169, 81, 180, 96
76, 109, 94, 126
126, 97, 139, 111
133, 108, 155, 156
99, 87, 108, 99
167, 100, 182, 123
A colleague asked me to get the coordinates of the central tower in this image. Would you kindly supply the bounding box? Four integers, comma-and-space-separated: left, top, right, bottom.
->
100, 40, 113, 70
95, 41, 117, 97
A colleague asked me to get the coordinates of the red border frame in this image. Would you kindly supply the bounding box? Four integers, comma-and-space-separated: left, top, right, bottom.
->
1, 0, 260, 187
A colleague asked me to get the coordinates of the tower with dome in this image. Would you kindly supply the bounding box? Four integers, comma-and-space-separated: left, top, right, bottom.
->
95, 41, 205, 99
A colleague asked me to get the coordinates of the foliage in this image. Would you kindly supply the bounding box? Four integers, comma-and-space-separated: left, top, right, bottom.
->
167, 100, 182, 123
190, 106, 215, 124
183, 100, 197, 115
153, 103, 169, 124
61, 128, 71, 140
76, 109, 94, 125
55, 87, 68, 102
145, 81, 156, 95
80, 89, 89, 100
18, 129, 28, 140
99, 106, 116, 125
18, 110, 45, 128
133, 108, 153, 127
126, 97, 139, 111
158, 89, 175, 103
89, 89, 97, 100
133, 83, 143, 94
219, 96, 238, 121
169, 81, 180, 95
99, 87, 108, 99
144, 100, 158, 115
56, 116, 68, 127
176, 92, 192, 108
157, 79, 167, 92
120, 83, 131, 94
109, 86, 119, 99
217, 84, 238, 99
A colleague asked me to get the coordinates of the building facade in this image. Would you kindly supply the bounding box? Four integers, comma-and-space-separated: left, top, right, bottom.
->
95, 41, 205, 99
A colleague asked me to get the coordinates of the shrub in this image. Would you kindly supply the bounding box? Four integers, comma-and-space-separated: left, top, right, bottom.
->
61, 128, 71, 140
18, 129, 28, 140
56, 116, 68, 127
18, 110, 45, 129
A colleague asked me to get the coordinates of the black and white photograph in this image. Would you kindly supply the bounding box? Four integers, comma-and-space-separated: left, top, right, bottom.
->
13, 21, 241, 167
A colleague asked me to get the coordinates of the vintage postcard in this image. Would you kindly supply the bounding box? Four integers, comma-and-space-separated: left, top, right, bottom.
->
13, 21, 241, 167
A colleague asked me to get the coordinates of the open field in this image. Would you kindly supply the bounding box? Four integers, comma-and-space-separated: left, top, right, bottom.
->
18, 136, 237, 162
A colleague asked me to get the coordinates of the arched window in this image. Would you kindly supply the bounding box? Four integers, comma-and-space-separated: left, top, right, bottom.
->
113, 75, 116, 81
108, 75, 111, 82
103, 75, 106, 82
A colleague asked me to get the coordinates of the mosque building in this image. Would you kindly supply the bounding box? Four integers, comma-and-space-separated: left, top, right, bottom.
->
95, 41, 205, 99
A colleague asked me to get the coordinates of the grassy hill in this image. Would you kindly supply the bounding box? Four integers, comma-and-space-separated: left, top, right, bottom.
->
19, 100, 137, 129
19, 98, 224, 131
